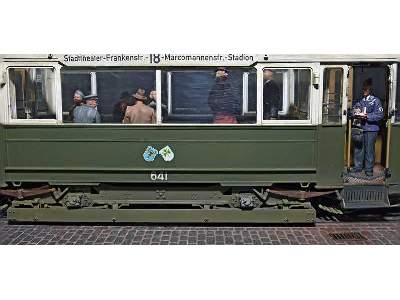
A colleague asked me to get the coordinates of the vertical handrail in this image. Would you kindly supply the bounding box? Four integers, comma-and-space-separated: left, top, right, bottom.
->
385, 118, 392, 169
347, 118, 352, 170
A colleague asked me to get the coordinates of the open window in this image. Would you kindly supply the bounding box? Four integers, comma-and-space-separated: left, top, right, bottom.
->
8, 67, 57, 121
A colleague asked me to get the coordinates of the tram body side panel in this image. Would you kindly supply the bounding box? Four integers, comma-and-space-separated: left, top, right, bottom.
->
388, 124, 400, 185
0, 125, 6, 187
0, 125, 327, 185
316, 125, 346, 188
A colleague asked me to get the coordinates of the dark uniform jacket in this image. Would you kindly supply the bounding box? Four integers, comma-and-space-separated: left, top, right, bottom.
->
352, 95, 384, 132
263, 80, 280, 119
208, 77, 240, 116
73, 105, 101, 123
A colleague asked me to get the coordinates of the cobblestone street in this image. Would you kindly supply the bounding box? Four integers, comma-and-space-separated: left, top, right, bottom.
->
0, 217, 399, 245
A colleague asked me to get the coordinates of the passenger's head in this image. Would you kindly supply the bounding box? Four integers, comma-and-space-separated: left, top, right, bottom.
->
120, 91, 131, 101
84, 94, 99, 108
149, 90, 157, 101
263, 69, 274, 81
362, 78, 373, 97
73, 90, 85, 105
215, 67, 229, 79
132, 88, 147, 103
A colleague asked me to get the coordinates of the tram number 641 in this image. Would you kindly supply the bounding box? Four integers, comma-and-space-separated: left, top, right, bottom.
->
150, 172, 168, 181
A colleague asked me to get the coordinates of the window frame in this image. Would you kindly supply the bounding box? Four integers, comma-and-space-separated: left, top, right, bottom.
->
256, 63, 320, 126
3, 62, 323, 127
60, 68, 159, 126
389, 63, 398, 124
319, 65, 349, 126
5, 62, 62, 125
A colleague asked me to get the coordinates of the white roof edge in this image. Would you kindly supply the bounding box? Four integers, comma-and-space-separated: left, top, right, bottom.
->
0, 54, 399, 66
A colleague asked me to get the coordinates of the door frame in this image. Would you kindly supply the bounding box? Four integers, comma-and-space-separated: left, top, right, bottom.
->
319, 65, 349, 126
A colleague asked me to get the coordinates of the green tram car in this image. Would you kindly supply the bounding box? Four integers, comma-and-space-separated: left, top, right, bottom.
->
0, 54, 399, 223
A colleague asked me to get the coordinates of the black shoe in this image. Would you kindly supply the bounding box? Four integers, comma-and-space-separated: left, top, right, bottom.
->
365, 171, 373, 177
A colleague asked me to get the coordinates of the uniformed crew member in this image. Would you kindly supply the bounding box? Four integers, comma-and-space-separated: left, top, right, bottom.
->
351, 79, 384, 177
123, 88, 156, 124
208, 67, 240, 124
263, 69, 280, 120
73, 94, 102, 123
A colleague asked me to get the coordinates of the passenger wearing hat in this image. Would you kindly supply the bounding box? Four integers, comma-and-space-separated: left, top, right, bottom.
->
208, 67, 240, 124
263, 69, 280, 120
113, 91, 130, 123
123, 88, 156, 124
351, 79, 384, 177
68, 89, 85, 121
73, 94, 101, 123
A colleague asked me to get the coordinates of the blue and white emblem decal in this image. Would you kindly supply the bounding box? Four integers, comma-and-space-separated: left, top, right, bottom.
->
143, 146, 158, 162
159, 145, 175, 162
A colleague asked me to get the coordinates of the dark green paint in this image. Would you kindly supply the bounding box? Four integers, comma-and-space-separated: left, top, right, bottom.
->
7, 207, 316, 224
388, 124, 400, 185
316, 125, 346, 188
1, 125, 320, 185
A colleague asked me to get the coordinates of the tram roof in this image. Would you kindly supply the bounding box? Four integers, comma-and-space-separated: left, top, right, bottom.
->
0, 54, 399, 67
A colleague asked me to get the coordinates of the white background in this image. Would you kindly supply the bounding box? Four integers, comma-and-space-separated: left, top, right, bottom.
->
1, 1, 399, 299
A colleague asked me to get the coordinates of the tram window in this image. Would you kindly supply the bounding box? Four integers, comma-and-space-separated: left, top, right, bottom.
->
161, 68, 257, 124
262, 68, 311, 121
61, 69, 156, 124
322, 68, 343, 124
8, 68, 56, 120
97, 70, 156, 123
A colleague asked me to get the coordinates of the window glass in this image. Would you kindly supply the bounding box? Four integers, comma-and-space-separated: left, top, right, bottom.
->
322, 68, 343, 124
161, 68, 257, 124
8, 68, 56, 120
61, 69, 156, 124
61, 71, 91, 122
262, 68, 311, 121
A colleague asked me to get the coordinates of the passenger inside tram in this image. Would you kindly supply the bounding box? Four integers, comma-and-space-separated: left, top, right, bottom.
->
68, 89, 85, 121
123, 88, 156, 124
73, 94, 101, 123
112, 91, 130, 123
263, 69, 280, 120
208, 67, 240, 124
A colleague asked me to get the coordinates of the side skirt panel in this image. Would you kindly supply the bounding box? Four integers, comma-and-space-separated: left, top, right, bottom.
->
7, 207, 316, 224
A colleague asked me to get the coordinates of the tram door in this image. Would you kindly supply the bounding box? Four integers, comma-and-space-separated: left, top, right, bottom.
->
318, 65, 349, 186
388, 63, 399, 184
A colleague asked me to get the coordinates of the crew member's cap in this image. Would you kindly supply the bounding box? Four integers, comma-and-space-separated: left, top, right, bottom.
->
84, 94, 99, 101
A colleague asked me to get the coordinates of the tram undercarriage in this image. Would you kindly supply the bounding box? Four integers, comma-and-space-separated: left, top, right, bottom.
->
2, 181, 399, 224
1, 183, 318, 223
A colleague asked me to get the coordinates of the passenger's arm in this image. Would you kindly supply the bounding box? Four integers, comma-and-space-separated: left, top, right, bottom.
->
95, 112, 101, 123
122, 111, 130, 124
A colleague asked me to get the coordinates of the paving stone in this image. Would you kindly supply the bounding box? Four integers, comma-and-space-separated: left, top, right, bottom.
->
0, 218, 399, 245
